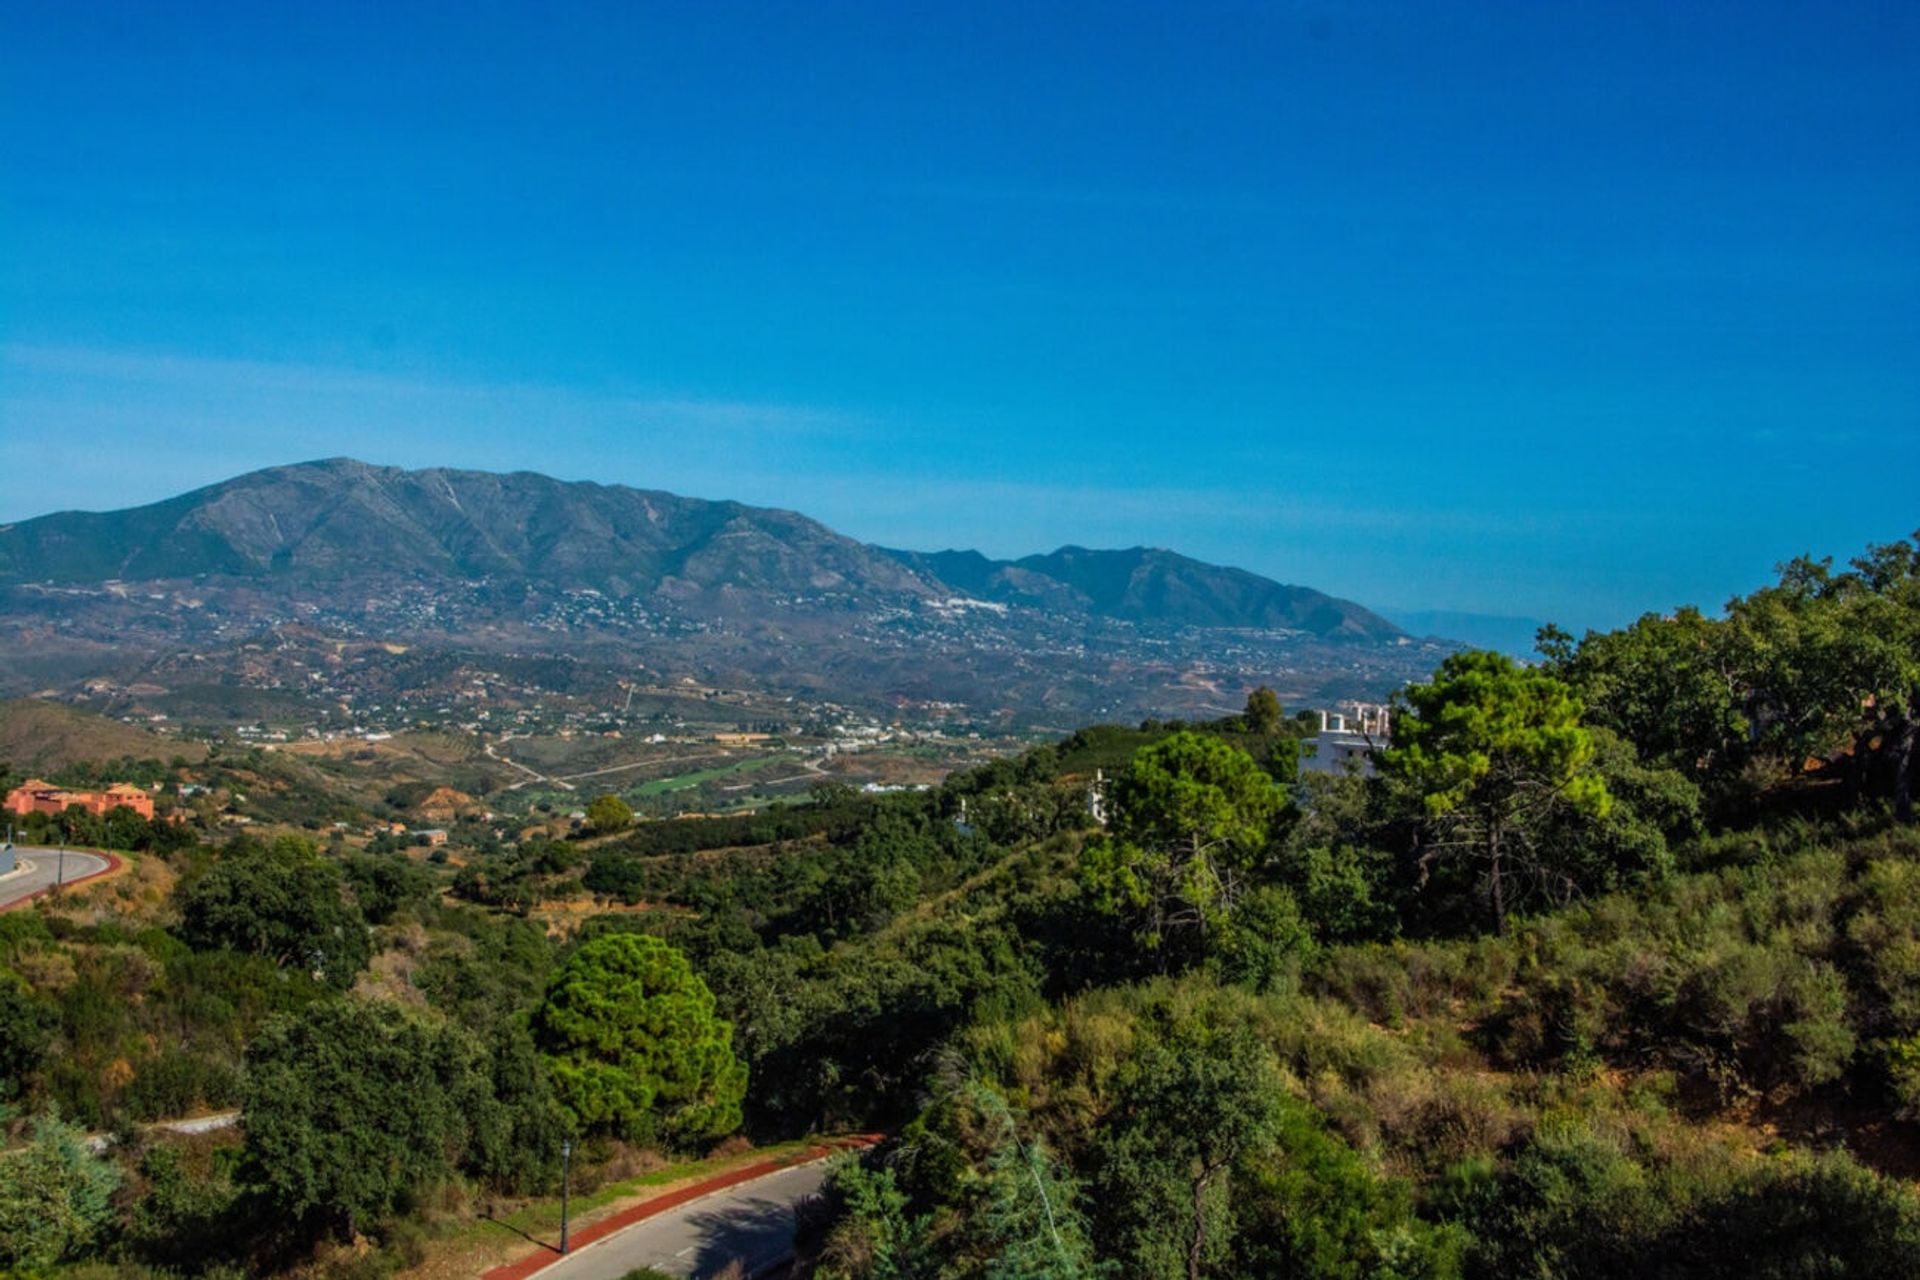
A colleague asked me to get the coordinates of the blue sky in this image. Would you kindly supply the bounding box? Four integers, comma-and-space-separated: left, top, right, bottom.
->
2, 1, 1915, 632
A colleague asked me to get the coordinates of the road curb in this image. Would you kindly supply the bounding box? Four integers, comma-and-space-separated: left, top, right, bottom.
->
481, 1134, 881, 1280
0, 850, 124, 913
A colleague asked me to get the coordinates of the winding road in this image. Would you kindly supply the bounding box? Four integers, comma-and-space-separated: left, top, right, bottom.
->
492, 1155, 837, 1280
485, 737, 576, 792
0, 847, 114, 910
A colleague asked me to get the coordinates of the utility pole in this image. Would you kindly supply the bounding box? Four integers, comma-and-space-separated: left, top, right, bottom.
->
560, 1138, 572, 1254
56, 837, 65, 889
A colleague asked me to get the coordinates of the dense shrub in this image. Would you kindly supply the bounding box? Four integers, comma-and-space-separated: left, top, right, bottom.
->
241, 997, 504, 1238
1482, 832, 1920, 1102
175, 837, 370, 988
0, 1116, 123, 1270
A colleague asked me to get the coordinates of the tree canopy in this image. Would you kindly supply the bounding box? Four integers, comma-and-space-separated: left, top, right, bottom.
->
1549, 532, 1920, 822
1096, 1024, 1285, 1280
587, 793, 636, 833
1243, 687, 1284, 735
532, 932, 747, 1144
240, 996, 502, 1237
0, 1115, 122, 1270
1384, 651, 1611, 930
1080, 730, 1289, 958
175, 835, 370, 989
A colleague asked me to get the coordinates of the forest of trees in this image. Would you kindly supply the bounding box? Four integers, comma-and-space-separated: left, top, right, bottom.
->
2, 533, 1919, 1277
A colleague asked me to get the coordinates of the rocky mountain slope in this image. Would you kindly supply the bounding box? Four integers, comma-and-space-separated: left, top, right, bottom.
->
0, 459, 935, 604
0, 460, 1445, 723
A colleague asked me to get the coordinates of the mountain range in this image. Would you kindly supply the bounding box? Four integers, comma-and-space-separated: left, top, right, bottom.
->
0, 459, 1399, 639
0, 459, 1447, 724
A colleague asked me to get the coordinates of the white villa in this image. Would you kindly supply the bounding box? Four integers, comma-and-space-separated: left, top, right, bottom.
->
1302, 702, 1391, 777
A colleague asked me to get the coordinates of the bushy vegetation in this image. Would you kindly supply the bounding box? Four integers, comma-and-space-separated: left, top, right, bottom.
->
2, 539, 1918, 1277
793, 536, 1920, 1279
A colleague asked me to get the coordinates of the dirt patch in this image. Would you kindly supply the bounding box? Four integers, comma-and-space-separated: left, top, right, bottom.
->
417, 785, 478, 818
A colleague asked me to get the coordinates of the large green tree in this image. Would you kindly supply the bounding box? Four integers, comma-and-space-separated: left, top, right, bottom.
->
1383, 651, 1611, 932
1552, 533, 1920, 822
968, 1082, 1098, 1280
1724, 537, 1920, 819
1080, 731, 1287, 959
587, 793, 636, 833
241, 996, 502, 1236
1546, 607, 1745, 789
1843, 536, 1920, 819
1243, 686, 1284, 735
532, 932, 747, 1144
176, 836, 370, 989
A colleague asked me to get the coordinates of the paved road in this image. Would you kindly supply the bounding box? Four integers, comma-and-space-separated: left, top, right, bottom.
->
0, 848, 113, 909
535, 1158, 832, 1280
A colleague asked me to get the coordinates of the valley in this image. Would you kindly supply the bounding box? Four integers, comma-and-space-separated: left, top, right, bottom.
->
0, 460, 1457, 733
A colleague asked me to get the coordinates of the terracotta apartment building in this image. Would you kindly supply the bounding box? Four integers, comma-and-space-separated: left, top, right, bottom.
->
4, 780, 156, 820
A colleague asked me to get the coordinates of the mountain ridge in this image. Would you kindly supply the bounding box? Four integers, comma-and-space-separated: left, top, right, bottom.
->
880, 544, 1400, 639
0, 458, 937, 603
0, 458, 1401, 640
0, 460, 1448, 723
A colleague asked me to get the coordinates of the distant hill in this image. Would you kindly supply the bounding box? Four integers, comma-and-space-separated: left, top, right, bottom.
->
885, 545, 1403, 640
0, 699, 206, 774
0, 458, 1401, 640
0, 458, 934, 602
0, 460, 1448, 723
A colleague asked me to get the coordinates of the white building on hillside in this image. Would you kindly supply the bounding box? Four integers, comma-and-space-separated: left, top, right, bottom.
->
1302, 703, 1391, 777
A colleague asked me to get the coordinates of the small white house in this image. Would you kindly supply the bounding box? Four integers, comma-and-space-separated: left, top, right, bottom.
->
1301, 704, 1390, 777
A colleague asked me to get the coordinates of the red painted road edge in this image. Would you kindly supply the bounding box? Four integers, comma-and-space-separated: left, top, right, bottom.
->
0, 851, 124, 913
481, 1134, 883, 1280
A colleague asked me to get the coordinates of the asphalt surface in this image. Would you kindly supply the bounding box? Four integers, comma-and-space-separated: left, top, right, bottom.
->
0, 848, 113, 909
533, 1158, 833, 1280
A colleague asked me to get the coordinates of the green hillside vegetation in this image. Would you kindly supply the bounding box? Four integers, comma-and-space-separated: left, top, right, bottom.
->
788, 532, 1920, 1278
0, 534, 1917, 1278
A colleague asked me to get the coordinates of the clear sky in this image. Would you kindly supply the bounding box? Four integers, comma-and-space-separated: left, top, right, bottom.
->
2, 2, 1915, 632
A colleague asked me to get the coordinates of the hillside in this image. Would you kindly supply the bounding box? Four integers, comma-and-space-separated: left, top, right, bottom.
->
4, 536, 1919, 1280
0, 461, 1439, 724
0, 459, 1397, 638
886, 544, 1403, 639
0, 458, 936, 603
0, 698, 206, 773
